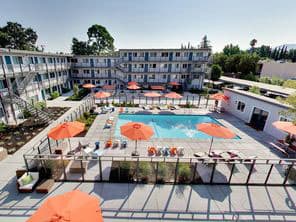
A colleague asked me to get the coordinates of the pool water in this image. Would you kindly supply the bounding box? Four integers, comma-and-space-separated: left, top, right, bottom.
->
115, 114, 240, 139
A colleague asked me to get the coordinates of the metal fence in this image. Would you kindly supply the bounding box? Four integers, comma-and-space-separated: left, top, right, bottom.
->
23, 154, 296, 186
26, 96, 95, 155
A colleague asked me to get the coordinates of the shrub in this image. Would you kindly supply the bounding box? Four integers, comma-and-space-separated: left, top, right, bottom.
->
249, 86, 261, 95
283, 80, 296, 89
83, 112, 90, 119
157, 162, 168, 183
0, 122, 7, 133
23, 109, 32, 118
62, 87, 71, 93
73, 84, 79, 97
34, 101, 46, 110
50, 91, 60, 99
178, 163, 191, 183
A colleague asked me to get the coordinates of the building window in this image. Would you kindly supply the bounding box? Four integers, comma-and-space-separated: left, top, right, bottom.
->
175, 64, 179, 68
123, 53, 127, 57
237, 101, 245, 112
161, 52, 168, 57
83, 69, 90, 74
133, 64, 137, 68
150, 52, 157, 57
139, 52, 144, 57
149, 64, 156, 68
182, 64, 188, 68
163, 75, 166, 79
82, 59, 89, 63
175, 52, 181, 57
279, 116, 292, 122
139, 64, 144, 68
181, 75, 186, 79
133, 53, 137, 57
184, 52, 189, 57
50, 72, 55, 78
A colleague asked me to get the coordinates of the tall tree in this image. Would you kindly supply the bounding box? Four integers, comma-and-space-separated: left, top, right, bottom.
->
210, 64, 222, 81
223, 44, 240, 56
200, 35, 211, 49
249, 39, 257, 53
71, 38, 94, 55
0, 22, 38, 50
87, 24, 115, 53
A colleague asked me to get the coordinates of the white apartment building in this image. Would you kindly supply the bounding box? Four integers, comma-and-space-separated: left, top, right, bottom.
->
71, 48, 211, 90
0, 43, 211, 124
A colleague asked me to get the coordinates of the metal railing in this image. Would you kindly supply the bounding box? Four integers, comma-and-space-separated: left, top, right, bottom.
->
23, 154, 296, 186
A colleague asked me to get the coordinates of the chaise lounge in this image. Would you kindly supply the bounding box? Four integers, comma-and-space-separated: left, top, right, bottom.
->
17, 172, 39, 193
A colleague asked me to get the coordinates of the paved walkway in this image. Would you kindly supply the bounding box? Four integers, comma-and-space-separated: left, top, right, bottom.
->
0, 182, 295, 221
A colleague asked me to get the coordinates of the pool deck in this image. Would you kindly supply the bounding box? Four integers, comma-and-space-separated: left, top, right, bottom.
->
0, 103, 295, 221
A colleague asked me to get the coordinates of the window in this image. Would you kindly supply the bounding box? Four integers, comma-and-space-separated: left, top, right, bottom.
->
184, 52, 189, 57
133, 64, 137, 68
163, 75, 166, 79
82, 59, 89, 63
50, 72, 55, 78
181, 75, 186, 79
175, 64, 179, 68
182, 64, 188, 68
12, 56, 22, 64
237, 101, 245, 112
58, 72, 62, 77
175, 52, 180, 57
83, 69, 90, 74
139, 52, 144, 57
149, 64, 156, 68
97, 69, 100, 74
43, 74, 49, 80
72, 69, 79, 74
133, 53, 137, 57
139, 64, 144, 68
164, 64, 168, 68
150, 74, 155, 79
150, 52, 157, 57
161, 52, 168, 57
48, 58, 53, 63
41, 57, 46, 63
279, 116, 292, 122
0, 80, 5, 89
123, 53, 127, 57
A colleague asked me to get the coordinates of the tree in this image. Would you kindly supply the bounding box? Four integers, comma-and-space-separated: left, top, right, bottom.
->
87, 24, 115, 53
250, 39, 257, 52
71, 24, 115, 55
223, 44, 240, 56
73, 84, 79, 97
0, 22, 38, 50
200, 35, 211, 49
237, 53, 260, 76
210, 64, 222, 81
213, 53, 227, 71
71, 38, 94, 55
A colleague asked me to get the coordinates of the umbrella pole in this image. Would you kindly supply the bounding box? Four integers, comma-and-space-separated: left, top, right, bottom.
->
68, 138, 72, 152
132, 140, 139, 156
208, 136, 213, 154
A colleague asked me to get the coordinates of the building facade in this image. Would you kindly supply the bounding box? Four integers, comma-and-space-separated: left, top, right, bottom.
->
0, 48, 72, 124
0, 44, 211, 124
222, 88, 291, 140
71, 48, 211, 90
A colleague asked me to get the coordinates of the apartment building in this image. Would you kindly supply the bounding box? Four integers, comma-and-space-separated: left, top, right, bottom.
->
0, 43, 211, 124
0, 48, 72, 124
71, 47, 211, 90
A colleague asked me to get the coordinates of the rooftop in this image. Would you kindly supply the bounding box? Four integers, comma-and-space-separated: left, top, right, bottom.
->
220, 76, 296, 96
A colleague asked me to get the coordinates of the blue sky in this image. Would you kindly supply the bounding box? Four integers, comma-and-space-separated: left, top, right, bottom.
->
0, 0, 295, 53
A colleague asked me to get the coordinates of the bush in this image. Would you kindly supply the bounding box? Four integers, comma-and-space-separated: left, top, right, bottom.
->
23, 109, 32, 118
178, 163, 191, 183
283, 80, 296, 89
249, 86, 261, 95
50, 91, 60, 99
34, 101, 46, 110
83, 112, 90, 119
0, 122, 7, 133
157, 163, 168, 184
62, 87, 71, 93
138, 162, 152, 183
242, 73, 257, 81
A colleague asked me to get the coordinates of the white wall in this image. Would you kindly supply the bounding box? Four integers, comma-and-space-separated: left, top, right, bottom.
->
261, 62, 296, 80
222, 89, 289, 139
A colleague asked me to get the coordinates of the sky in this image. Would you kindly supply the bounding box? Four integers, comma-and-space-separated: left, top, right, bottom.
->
0, 0, 295, 53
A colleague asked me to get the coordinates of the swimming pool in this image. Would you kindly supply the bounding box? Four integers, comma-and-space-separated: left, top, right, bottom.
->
115, 114, 240, 139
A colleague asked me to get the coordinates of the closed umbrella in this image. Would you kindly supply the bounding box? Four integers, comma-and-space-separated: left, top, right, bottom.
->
27, 190, 103, 222
120, 122, 154, 156
272, 121, 296, 135
196, 123, 236, 154
128, 81, 138, 85
82, 83, 96, 89
127, 84, 141, 90
210, 93, 229, 101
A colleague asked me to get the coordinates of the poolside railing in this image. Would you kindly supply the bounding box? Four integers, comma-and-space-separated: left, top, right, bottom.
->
23, 154, 296, 186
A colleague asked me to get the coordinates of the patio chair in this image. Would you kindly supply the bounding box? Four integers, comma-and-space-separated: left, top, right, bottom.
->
170, 147, 177, 156
148, 146, 157, 156
227, 150, 257, 161
157, 105, 168, 110
105, 139, 112, 148
170, 105, 180, 110
162, 147, 170, 156
17, 172, 39, 193
113, 139, 120, 148
209, 150, 224, 158
121, 140, 127, 148
92, 149, 104, 158
142, 105, 151, 110
156, 146, 163, 156
177, 147, 185, 156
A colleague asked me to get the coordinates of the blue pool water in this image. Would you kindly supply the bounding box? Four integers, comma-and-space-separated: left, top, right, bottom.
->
115, 114, 240, 139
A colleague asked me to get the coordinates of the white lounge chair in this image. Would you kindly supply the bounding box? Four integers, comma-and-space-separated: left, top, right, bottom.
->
177, 147, 185, 156
17, 172, 39, 193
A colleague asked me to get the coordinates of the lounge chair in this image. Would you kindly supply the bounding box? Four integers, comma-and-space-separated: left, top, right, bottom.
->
82, 147, 93, 156
17, 172, 39, 193
142, 105, 152, 110
119, 107, 124, 113
194, 152, 208, 159
92, 149, 104, 158
227, 150, 257, 161
105, 139, 112, 148
157, 105, 168, 110
177, 147, 185, 156
113, 139, 120, 148
148, 147, 157, 156
121, 140, 127, 148
170, 105, 180, 110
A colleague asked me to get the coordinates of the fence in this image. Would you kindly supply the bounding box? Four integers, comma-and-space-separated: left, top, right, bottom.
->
23, 154, 296, 186
95, 94, 212, 108
26, 96, 95, 155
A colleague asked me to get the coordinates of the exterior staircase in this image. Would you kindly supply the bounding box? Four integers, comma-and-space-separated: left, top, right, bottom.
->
12, 71, 37, 96
2, 93, 52, 126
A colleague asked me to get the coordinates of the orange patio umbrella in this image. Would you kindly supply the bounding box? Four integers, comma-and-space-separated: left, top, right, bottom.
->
196, 123, 236, 154
82, 83, 96, 89
48, 121, 85, 151
120, 122, 154, 156
210, 93, 229, 101
272, 121, 296, 135
144, 92, 161, 104
95, 91, 111, 99
164, 92, 183, 99
169, 82, 181, 86
128, 81, 138, 85
127, 84, 141, 90
27, 190, 103, 222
